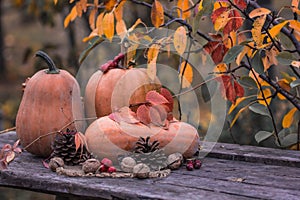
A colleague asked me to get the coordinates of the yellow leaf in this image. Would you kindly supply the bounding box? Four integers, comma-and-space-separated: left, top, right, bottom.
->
116, 19, 127, 40
102, 12, 115, 42
96, 12, 104, 36
214, 63, 227, 74
114, 0, 126, 21
82, 29, 98, 42
289, 20, 300, 33
80, 0, 87, 12
267, 21, 289, 42
230, 105, 249, 128
282, 107, 298, 128
228, 97, 248, 115
151, 0, 164, 28
179, 61, 193, 88
89, 8, 97, 30
236, 46, 250, 65
76, 2, 83, 17
147, 44, 160, 81
128, 18, 146, 33
64, 6, 77, 28
54, 0, 58, 5
251, 15, 266, 47
262, 46, 278, 71
249, 8, 271, 18
173, 26, 187, 55
224, 31, 237, 48
214, 9, 230, 31
198, 0, 203, 11
258, 88, 272, 106
213, 2, 229, 11
105, 0, 117, 11
292, 0, 300, 13
177, 0, 191, 20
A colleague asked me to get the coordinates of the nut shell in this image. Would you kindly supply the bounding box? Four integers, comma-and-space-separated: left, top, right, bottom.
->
133, 163, 150, 179
120, 157, 137, 173
82, 159, 101, 174
49, 157, 64, 172
167, 153, 183, 170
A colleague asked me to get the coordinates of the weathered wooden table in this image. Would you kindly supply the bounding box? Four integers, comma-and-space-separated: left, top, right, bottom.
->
0, 132, 300, 200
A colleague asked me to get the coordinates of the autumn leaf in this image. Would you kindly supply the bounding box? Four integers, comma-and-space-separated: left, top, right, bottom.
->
258, 88, 272, 106
228, 96, 250, 114
251, 15, 266, 47
114, 0, 126, 21
173, 26, 187, 55
105, 0, 117, 11
282, 107, 298, 128
234, 0, 247, 10
179, 61, 193, 88
94, 13, 104, 36
64, 6, 77, 28
291, 61, 300, 68
160, 88, 174, 112
213, 8, 230, 31
54, 0, 58, 5
147, 44, 160, 80
217, 75, 244, 104
109, 107, 139, 124
5, 151, 15, 163
151, 0, 164, 28
89, 8, 97, 30
267, 21, 289, 42
177, 0, 191, 20
116, 19, 127, 39
230, 104, 249, 128
289, 20, 300, 32
102, 12, 115, 42
223, 10, 243, 35
137, 105, 151, 125
204, 40, 229, 64
74, 132, 88, 153
249, 7, 271, 18
149, 105, 167, 126
236, 45, 251, 65
146, 90, 169, 105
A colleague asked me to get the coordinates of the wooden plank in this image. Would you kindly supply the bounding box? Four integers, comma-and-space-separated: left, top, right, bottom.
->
0, 132, 300, 200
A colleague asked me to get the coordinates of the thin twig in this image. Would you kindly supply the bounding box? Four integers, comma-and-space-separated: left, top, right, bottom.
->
0, 127, 16, 135
23, 117, 96, 151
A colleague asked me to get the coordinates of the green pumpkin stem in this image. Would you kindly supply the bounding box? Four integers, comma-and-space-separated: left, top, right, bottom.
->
35, 50, 60, 74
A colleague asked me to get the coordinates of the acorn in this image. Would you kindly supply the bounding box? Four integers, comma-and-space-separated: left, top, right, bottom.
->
82, 159, 101, 174
49, 157, 64, 172
133, 163, 150, 179
120, 157, 137, 173
167, 153, 183, 170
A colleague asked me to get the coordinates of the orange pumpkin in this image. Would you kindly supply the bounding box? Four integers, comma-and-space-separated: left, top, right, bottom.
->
84, 58, 161, 119
16, 51, 85, 157
85, 116, 199, 163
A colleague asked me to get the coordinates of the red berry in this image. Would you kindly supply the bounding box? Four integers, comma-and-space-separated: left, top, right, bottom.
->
186, 163, 194, 171
101, 158, 113, 168
107, 166, 117, 173
187, 160, 194, 165
99, 164, 108, 172
193, 160, 202, 169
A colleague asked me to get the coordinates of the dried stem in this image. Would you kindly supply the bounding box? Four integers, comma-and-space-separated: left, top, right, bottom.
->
23, 117, 96, 151
0, 127, 16, 135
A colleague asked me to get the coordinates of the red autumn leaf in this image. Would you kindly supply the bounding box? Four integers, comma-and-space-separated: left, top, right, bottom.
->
160, 88, 174, 112
223, 10, 243, 35
146, 90, 169, 105
149, 105, 167, 126
137, 105, 151, 125
234, 0, 247, 10
42, 159, 50, 169
234, 80, 244, 97
217, 75, 244, 104
109, 107, 139, 124
204, 41, 228, 64
211, 7, 228, 24
74, 132, 88, 153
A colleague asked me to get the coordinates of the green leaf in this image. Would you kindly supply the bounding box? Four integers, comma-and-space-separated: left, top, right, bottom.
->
201, 75, 218, 102
239, 76, 258, 89
290, 79, 300, 88
251, 50, 264, 74
223, 45, 244, 64
255, 131, 273, 143
79, 36, 105, 65
280, 134, 298, 148
249, 103, 270, 117
277, 52, 296, 65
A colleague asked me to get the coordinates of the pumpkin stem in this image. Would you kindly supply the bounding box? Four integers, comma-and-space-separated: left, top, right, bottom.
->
35, 50, 60, 74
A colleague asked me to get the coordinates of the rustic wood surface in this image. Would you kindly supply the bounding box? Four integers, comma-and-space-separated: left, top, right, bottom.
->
0, 132, 300, 200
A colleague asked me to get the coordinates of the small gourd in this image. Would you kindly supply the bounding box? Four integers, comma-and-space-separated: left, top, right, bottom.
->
84, 54, 161, 118
16, 51, 85, 157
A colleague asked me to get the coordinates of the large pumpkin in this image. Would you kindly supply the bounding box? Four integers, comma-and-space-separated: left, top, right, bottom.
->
85, 116, 199, 163
84, 57, 161, 118
16, 51, 85, 157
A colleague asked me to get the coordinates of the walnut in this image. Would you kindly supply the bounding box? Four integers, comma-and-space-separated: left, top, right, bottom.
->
133, 163, 150, 179
120, 157, 136, 173
167, 153, 183, 170
49, 157, 64, 172
82, 159, 101, 174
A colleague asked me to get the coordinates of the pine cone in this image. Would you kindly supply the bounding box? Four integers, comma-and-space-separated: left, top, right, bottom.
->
132, 149, 168, 171
135, 136, 160, 153
51, 129, 90, 166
